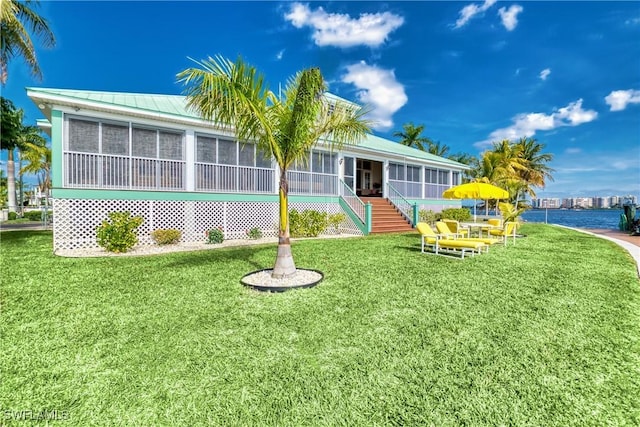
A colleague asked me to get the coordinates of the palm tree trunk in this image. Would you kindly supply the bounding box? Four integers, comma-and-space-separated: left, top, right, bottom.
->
6, 149, 17, 213
272, 169, 296, 279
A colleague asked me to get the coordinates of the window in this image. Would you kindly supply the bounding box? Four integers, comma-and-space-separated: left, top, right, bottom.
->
102, 123, 129, 155
389, 163, 404, 181
439, 170, 449, 185
64, 116, 185, 190
197, 135, 216, 163
407, 165, 420, 182
68, 118, 99, 153
452, 171, 460, 186
218, 139, 237, 165
132, 128, 157, 158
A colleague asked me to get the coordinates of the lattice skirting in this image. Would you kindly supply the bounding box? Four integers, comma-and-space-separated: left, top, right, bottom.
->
52, 198, 363, 251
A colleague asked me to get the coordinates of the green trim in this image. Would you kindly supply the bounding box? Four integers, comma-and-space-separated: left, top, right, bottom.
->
339, 197, 368, 235
51, 110, 63, 188
365, 203, 372, 234
51, 188, 341, 203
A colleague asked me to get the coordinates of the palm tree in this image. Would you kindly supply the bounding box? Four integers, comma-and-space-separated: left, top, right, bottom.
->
514, 137, 554, 199
178, 56, 370, 278
426, 140, 451, 157
1, 97, 23, 212
393, 122, 432, 151
1, 97, 47, 212
20, 138, 50, 197
0, 0, 56, 84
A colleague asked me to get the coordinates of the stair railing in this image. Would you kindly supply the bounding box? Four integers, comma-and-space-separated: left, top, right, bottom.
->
387, 183, 417, 226
339, 180, 370, 233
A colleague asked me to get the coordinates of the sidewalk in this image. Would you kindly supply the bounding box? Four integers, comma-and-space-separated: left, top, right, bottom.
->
0, 222, 52, 232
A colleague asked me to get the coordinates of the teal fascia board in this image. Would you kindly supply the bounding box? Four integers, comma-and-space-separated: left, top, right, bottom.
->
51, 110, 63, 188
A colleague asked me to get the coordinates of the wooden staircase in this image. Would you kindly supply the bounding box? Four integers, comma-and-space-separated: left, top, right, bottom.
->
360, 197, 414, 233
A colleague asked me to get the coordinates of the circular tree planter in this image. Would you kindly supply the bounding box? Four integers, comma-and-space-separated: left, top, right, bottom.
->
240, 268, 324, 293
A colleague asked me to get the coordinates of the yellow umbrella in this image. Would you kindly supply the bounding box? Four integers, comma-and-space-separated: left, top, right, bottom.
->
442, 182, 509, 221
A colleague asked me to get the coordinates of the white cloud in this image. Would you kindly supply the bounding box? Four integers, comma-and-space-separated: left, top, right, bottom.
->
341, 61, 407, 131
454, 0, 497, 29
284, 3, 404, 48
276, 49, 285, 60
475, 99, 598, 147
564, 148, 582, 154
539, 68, 551, 81
498, 5, 523, 31
604, 89, 640, 111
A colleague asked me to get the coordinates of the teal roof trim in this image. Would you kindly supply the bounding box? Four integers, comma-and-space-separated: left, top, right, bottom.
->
27, 87, 468, 169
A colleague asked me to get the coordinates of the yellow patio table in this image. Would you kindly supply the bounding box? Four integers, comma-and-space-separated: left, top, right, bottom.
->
460, 221, 502, 238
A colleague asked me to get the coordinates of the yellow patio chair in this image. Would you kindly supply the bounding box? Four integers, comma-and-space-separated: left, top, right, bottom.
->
416, 222, 487, 258
442, 219, 469, 237
489, 221, 518, 245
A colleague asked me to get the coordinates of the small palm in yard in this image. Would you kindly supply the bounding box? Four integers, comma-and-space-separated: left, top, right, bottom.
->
178, 56, 370, 279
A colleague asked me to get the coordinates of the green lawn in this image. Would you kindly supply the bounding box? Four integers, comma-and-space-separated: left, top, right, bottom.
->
1, 225, 639, 426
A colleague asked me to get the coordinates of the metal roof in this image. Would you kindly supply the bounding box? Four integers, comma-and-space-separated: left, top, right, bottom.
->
27, 87, 468, 169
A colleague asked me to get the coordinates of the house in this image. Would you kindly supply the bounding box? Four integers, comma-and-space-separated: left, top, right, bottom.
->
27, 87, 467, 251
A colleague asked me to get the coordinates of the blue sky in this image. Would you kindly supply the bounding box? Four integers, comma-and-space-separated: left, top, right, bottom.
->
3, 1, 639, 199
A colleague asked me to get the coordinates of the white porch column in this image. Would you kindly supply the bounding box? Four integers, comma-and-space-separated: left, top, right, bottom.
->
421, 166, 426, 199
185, 130, 195, 191
382, 159, 389, 198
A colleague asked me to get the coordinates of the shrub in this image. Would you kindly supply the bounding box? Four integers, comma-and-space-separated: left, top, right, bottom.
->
24, 210, 51, 221
418, 209, 439, 225
96, 211, 144, 253
246, 227, 262, 240
289, 209, 328, 237
440, 207, 471, 222
151, 228, 182, 245
8, 211, 18, 221
327, 212, 347, 233
206, 228, 224, 244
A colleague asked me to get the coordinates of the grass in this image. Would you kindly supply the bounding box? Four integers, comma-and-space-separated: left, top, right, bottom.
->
1, 224, 639, 426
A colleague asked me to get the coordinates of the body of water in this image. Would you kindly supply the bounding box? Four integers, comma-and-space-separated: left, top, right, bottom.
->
521, 209, 627, 229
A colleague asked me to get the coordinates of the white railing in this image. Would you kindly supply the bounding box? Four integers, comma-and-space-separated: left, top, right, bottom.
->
287, 171, 338, 195
339, 179, 365, 223
196, 164, 275, 193
387, 183, 414, 224
65, 152, 185, 190
388, 179, 422, 198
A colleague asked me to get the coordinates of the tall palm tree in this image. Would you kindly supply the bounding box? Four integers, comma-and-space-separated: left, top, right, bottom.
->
1, 97, 46, 212
426, 140, 451, 157
0, 0, 55, 84
178, 56, 370, 278
1, 97, 23, 212
514, 137, 554, 198
393, 122, 432, 151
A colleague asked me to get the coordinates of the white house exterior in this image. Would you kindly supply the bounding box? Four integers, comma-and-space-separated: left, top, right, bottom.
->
27, 88, 467, 251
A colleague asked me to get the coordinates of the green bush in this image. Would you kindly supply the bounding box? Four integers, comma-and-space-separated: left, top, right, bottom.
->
327, 213, 347, 233
418, 209, 439, 225
96, 211, 144, 252
246, 227, 262, 240
151, 228, 182, 245
289, 209, 328, 237
8, 211, 18, 221
24, 210, 51, 221
96, 211, 144, 253
440, 207, 471, 222
206, 228, 224, 244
